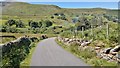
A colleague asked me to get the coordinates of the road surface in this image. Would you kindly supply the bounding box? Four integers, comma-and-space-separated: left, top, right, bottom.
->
30, 37, 89, 66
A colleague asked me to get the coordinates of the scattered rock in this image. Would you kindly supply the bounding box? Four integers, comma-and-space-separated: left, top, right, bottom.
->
81, 41, 91, 46
111, 52, 117, 55
30, 37, 39, 42
40, 34, 48, 39
64, 38, 69, 42
102, 55, 110, 60
108, 54, 113, 59
110, 45, 120, 53
112, 56, 117, 61
57, 37, 120, 63
95, 47, 101, 50
116, 53, 120, 59
103, 48, 112, 54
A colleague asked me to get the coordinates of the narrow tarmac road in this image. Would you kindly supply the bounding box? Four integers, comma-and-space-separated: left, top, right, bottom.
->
30, 37, 89, 66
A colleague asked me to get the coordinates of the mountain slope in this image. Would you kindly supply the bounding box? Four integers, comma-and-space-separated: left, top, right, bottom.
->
2, 2, 118, 16
2, 2, 61, 16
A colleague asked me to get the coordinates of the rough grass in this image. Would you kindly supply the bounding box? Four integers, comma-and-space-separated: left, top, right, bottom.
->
20, 42, 39, 67
3, 2, 118, 17
0, 32, 41, 38
0, 37, 16, 44
0, 32, 41, 44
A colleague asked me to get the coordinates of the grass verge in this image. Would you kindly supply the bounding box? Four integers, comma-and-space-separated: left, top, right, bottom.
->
20, 42, 39, 67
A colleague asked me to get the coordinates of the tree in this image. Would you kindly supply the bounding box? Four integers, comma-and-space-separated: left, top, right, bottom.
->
5, 19, 16, 26
42, 20, 53, 27
16, 20, 25, 28
28, 20, 39, 28
51, 16, 54, 19
39, 21, 42, 28
28, 20, 33, 26
30, 22, 39, 28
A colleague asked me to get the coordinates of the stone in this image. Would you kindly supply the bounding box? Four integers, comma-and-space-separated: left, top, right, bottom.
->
40, 34, 48, 39
0, 44, 4, 46
103, 48, 112, 54
69, 39, 73, 42
81, 40, 91, 46
30, 37, 39, 42
108, 54, 113, 59
116, 53, 120, 59
108, 59, 114, 62
64, 38, 69, 42
111, 52, 117, 55
95, 47, 101, 50
110, 45, 120, 53
112, 56, 117, 61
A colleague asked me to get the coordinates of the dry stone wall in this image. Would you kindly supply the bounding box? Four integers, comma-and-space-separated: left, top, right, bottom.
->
57, 37, 120, 63
0, 36, 31, 67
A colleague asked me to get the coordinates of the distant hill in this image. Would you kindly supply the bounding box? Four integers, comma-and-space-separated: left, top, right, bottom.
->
2, 2, 118, 16
2, 2, 62, 16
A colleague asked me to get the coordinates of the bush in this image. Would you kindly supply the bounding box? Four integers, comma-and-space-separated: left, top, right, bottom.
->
5, 26, 17, 33
5, 19, 16, 26
2, 37, 31, 67
30, 21, 39, 28
57, 16, 67, 20
16, 20, 25, 28
42, 20, 53, 27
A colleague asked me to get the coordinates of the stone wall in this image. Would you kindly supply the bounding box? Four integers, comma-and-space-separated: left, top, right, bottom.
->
57, 37, 120, 63
0, 36, 31, 67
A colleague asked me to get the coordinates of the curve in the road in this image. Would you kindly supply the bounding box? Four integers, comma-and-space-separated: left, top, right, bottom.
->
30, 37, 89, 66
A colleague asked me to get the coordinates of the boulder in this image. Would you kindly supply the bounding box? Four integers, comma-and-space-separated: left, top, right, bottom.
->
111, 52, 118, 55
116, 53, 120, 59
40, 34, 48, 39
95, 47, 101, 50
107, 54, 113, 59
81, 41, 91, 46
110, 45, 120, 53
0, 44, 4, 46
64, 38, 69, 42
103, 48, 112, 54
112, 56, 117, 61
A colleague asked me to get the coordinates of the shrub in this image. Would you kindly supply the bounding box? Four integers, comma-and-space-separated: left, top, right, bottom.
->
15, 20, 25, 28
42, 20, 53, 27
30, 21, 39, 28
5, 19, 16, 26
2, 37, 31, 67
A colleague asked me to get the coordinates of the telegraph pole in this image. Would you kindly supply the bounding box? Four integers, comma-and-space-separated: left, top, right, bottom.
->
90, 19, 93, 39
82, 26, 84, 39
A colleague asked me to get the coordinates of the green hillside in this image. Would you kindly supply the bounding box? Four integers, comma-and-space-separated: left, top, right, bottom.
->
2, 2, 118, 17
2, 2, 61, 16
